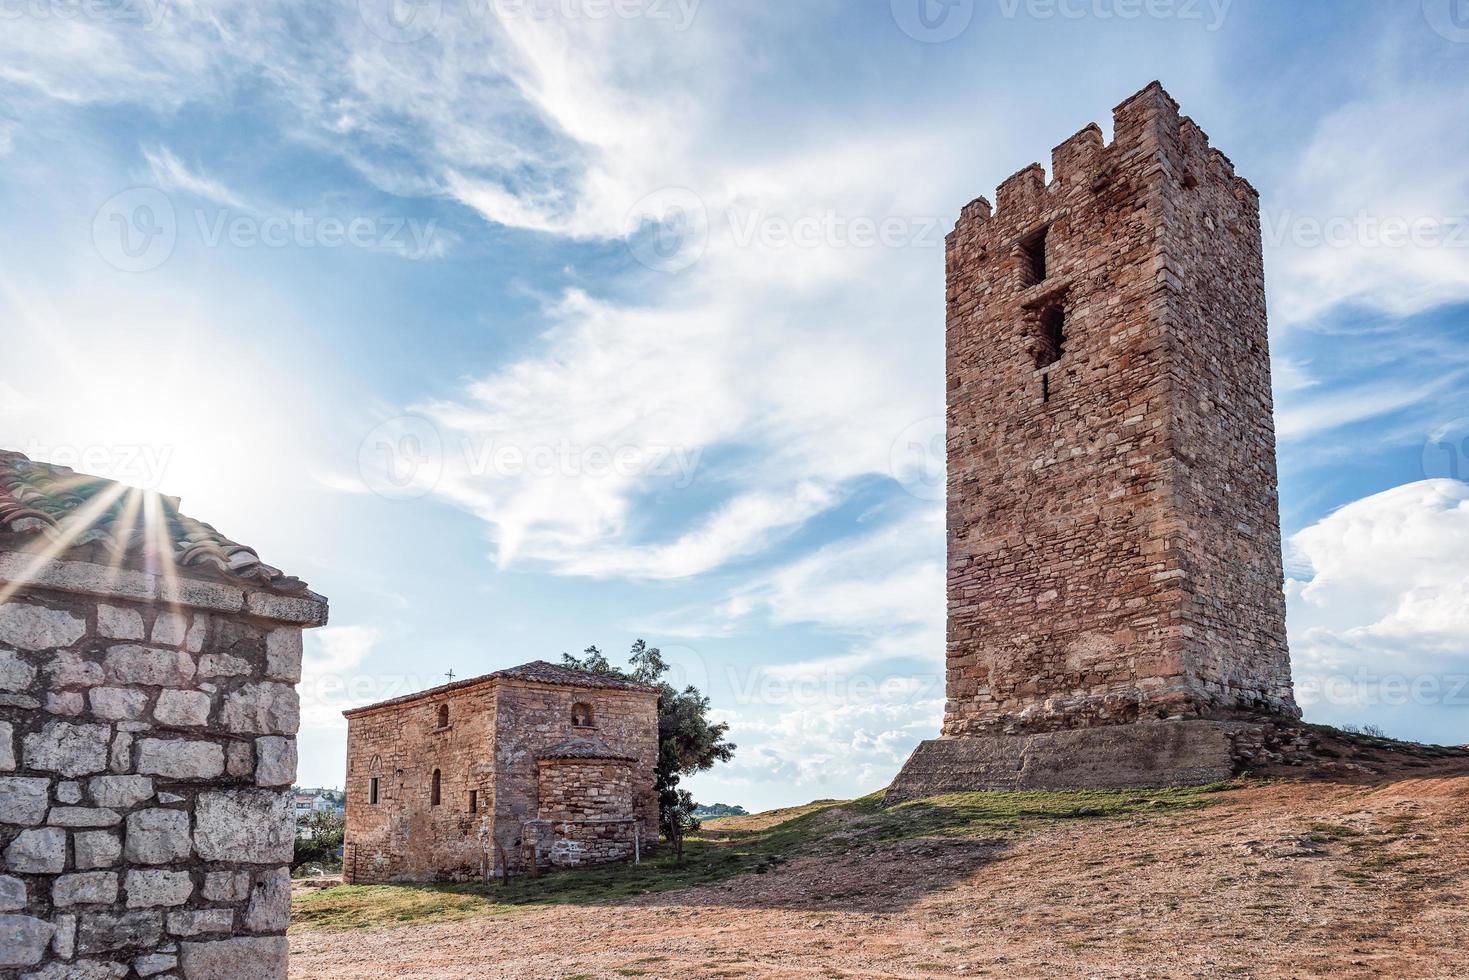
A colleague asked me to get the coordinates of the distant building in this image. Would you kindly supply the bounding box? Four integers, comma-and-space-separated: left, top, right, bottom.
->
341, 661, 659, 882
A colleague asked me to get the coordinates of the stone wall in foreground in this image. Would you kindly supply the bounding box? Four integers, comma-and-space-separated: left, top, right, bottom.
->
0, 554, 326, 980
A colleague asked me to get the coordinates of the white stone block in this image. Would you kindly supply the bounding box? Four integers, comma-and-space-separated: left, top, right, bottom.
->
123, 809, 191, 865
0, 913, 54, 968
253, 738, 296, 788
193, 790, 293, 863
0, 650, 37, 692
135, 739, 224, 780
220, 683, 299, 736
23, 721, 111, 776
88, 775, 154, 808
45, 652, 104, 688
166, 908, 233, 937
264, 629, 302, 683
48, 807, 121, 828
45, 691, 85, 716
153, 690, 211, 728
244, 868, 291, 932
89, 688, 150, 722
73, 831, 123, 870
102, 646, 195, 688
4, 828, 67, 873
0, 777, 50, 826
53, 871, 119, 907
0, 874, 25, 911
98, 605, 145, 641
179, 936, 288, 979
0, 603, 86, 652
150, 612, 189, 647
125, 869, 193, 908
0, 722, 13, 770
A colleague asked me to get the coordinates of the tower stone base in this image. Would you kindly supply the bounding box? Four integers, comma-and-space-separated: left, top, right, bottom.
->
884, 720, 1258, 803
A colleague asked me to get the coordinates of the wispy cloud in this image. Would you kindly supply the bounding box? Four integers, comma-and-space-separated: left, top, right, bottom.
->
144, 145, 254, 211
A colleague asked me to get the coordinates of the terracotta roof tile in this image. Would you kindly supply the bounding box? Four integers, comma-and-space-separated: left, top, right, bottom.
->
536, 735, 637, 763
0, 450, 312, 595
343, 659, 659, 716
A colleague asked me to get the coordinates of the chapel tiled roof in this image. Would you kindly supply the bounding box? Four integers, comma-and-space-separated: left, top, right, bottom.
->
537, 735, 637, 763
343, 660, 660, 716
0, 450, 312, 595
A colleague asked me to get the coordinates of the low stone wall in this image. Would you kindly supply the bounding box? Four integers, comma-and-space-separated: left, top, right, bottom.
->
0, 557, 326, 979
523, 818, 638, 869
884, 720, 1246, 801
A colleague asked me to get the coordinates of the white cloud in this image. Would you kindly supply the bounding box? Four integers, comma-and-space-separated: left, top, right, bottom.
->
300, 624, 383, 731
1267, 83, 1469, 325
1286, 479, 1469, 722
144, 146, 253, 211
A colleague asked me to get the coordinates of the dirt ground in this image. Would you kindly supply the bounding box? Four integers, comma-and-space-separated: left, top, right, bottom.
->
289, 760, 1469, 979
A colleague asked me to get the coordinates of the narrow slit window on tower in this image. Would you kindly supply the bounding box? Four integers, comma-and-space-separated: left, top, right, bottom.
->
369, 778, 379, 805
1036, 303, 1066, 369
1019, 226, 1049, 286
430, 769, 442, 807
468, 790, 478, 814
436, 703, 449, 728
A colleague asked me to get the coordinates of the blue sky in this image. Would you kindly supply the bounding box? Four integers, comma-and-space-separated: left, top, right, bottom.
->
2, 0, 1467, 810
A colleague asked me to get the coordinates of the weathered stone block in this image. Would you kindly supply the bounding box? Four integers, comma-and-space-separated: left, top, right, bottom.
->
19, 957, 127, 980
254, 737, 296, 787
97, 605, 144, 641
135, 739, 224, 780
0, 649, 38, 692
53, 872, 120, 907
184, 614, 208, 653
108, 732, 132, 773
226, 741, 253, 777
48, 807, 122, 828
124, 870, 193, 908
123, 809, 191, 865
77, 910, 162, 955
133, 951, 177, 976
179, 935, 288, 979
197, 653, 251, 678
50, 912, 76, 959
88, 775, 153, 809
246, 590, 327, 626
0, 913, 55, 967
56, 781, 82, 804
102, 647, 194, 688
166, 908, 235, 936
46, 690, 85, 715
5, 827, 67, 873
0, 776, 51, 825
89, 688, 150, 722
244, 868, 291, 932
150, 613, 188, 648
201, 871, 250, 902
264, 629, 302, 683
193, 790, 292, 863
73, 831, 123, 870
0, 721, 14, 770
153, 690, 211, 728
0, 874, 26, 911
220, 682, 299, 736
0, 604, 85, 652
24, 721, 111, 776
46, 652, 104, 688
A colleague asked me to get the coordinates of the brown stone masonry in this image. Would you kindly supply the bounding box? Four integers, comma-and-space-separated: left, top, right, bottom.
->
342, 663, 658, 883
943, 81, 1299, 737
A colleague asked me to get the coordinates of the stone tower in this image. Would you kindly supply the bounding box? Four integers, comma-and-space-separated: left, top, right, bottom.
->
891, 83, 1299, 797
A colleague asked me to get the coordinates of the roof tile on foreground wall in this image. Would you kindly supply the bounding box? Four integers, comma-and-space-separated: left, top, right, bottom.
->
0, 449, 313, 595
343, 660, 660, 717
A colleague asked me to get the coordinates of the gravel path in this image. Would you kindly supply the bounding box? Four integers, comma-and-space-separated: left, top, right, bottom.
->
290, 764, 1469, 979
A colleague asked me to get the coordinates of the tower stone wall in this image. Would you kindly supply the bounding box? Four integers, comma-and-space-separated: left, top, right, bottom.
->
942, 82, 1298, 737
